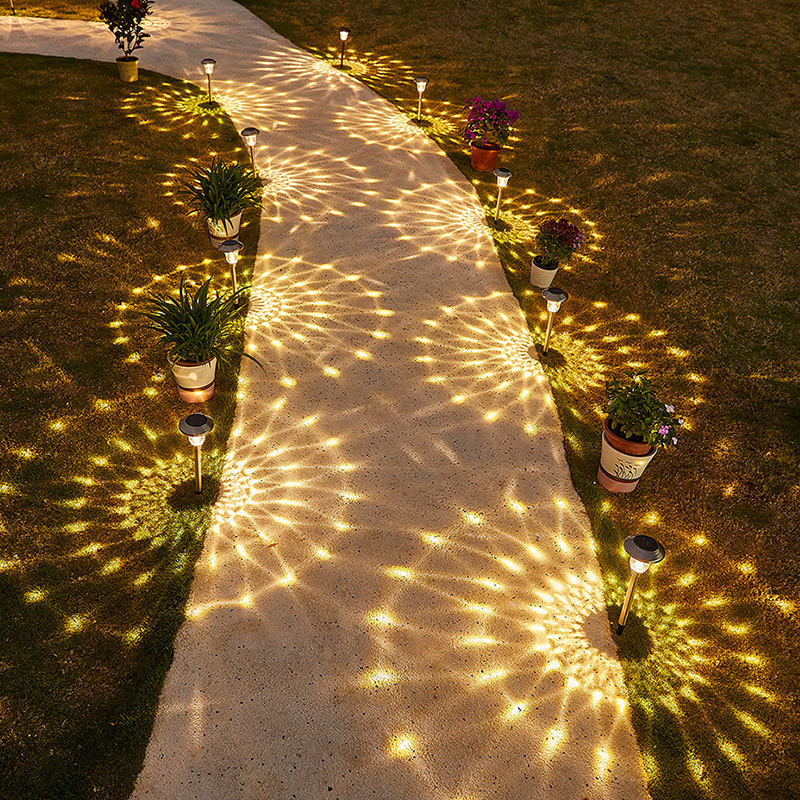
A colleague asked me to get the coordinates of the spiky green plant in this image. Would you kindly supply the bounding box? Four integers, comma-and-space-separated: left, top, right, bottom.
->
141, 276, 261, 366
178, 157, 262, 225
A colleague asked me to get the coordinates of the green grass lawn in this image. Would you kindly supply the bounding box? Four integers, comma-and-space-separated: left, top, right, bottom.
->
230, 1, 800, 798
0, 0, 97, 18
0, 52, 257, 799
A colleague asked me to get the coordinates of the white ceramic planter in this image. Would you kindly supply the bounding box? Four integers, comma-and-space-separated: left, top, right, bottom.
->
170, 356, 217, 403
598, 431, 657, 493
116, 57, 139, 83
530, 257, 558, 289
207, 212, 243, 249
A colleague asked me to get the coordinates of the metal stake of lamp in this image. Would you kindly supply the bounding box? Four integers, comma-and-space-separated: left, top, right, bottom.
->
493, 167, 512, 222
541, 287, 568, 354
240, 127, 261, 176
200, 58, 217, 106
179, 413, 214, 493
338, 27, 351, 68
616, 534, 665, 635
219, 239, 243, 300
414, 76, 429, 121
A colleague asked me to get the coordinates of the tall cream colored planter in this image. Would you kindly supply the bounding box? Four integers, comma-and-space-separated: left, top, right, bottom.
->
170, 356, 217, 403
207, 212, 243, 249
530, 256, 558, 289
598, 429, 657, 493
116, 57, 139, 82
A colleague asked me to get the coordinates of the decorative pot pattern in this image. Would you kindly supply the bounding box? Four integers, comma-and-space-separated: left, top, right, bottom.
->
170, 356, 217, 403
207, 212, 243, 249
530, 256, 558, 289
116, 57, 139, 83
470, 143, 501, 172
598, 430, 657, 493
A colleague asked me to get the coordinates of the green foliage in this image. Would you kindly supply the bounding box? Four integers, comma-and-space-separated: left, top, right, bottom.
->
605, 370, 682, 447
178, 157, 263, 223
98, 0, 152, 58
141, 276, 259, 366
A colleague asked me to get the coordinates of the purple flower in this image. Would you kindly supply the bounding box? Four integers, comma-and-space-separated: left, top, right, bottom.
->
658, 425, 670, 436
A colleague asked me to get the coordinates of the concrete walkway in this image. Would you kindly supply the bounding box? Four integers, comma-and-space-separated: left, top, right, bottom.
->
1, 4, 649, 798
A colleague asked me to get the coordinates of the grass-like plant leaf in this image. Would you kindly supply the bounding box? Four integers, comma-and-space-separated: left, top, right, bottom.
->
178, 157, 262, 223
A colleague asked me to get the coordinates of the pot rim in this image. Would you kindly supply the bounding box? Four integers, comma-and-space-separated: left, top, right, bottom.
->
470, 141, 502, 152
167, 353, 218, 368
602, 417, 656, 456
532, 255, 559, 271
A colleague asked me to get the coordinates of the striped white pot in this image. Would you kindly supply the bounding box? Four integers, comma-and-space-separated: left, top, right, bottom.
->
170, 356, 217, 403
530, 257, 558, 289
597, 431, 657, 493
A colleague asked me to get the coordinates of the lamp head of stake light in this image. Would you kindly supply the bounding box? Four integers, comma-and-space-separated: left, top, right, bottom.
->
339, 27, 351, 41
415, 76, 429, 93
201, 58, 216, 75
179, 413, 214, 447
624, 534, 665, 574
542, 287, 569, 314
220, 239, 243, 265
240, 127, 260, 147
494, 167, 512, 188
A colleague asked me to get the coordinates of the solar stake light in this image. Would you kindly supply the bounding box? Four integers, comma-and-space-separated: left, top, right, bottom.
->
616, 534, 665, 635
240, 127, 260, 175
414, 76, 429, 120
338, 27, 351, 68
219, 238, 243, 299
493, 167, 512, 221
200, 58, 217, 106
541, 287, 568, 354
179, 413, 215, 493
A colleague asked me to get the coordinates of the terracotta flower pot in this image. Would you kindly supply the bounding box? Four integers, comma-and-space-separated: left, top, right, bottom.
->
530, 256, 559, 289
207, 212, 243, 249
470, 142, 501, 172
597, 418, 657, 493
116, 56, 139, 83
170, 356, 217, 403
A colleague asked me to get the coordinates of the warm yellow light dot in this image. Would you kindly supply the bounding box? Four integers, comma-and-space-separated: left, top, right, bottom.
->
387, 567, 414, 581
388, 734, 417, 758
25, 589, 46, 603
65, 615, 86, 633
369, 610, 394, 627
355, 350, 372, 359
463, 511, 482, 524
545, 726, 565, 753
371, 330, 389, 339
279, 377, 296, 388
315, 548, 332, 560
365, 669, 399, 688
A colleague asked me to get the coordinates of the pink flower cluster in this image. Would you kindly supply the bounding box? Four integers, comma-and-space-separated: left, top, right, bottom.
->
463, 96, 519, 146
539, 218, 585, 252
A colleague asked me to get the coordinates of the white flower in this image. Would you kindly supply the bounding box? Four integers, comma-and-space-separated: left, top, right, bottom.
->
672, 436, 678, 445
665, 404, 674, 413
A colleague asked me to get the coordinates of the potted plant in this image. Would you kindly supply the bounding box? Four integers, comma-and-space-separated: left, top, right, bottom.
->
462, 96, 519, 172
141, 276, 261, 402
178, 157, 262, 249
99, 0, 152, 83
531, 218, 585, 288
598, 370, 682, 493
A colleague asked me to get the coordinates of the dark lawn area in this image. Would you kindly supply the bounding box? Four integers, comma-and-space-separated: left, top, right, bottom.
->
0, 52, 257, 799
